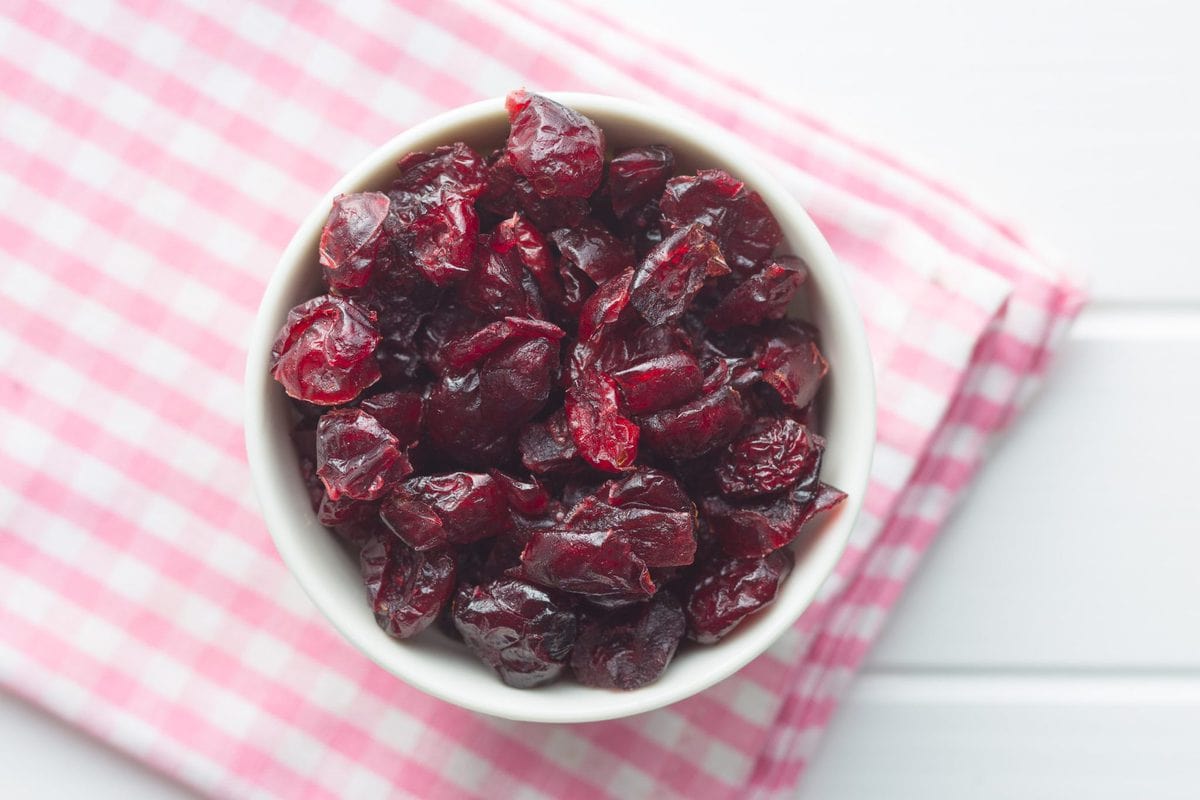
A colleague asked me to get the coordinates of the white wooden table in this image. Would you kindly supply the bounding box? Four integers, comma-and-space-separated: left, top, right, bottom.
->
4, 1, 1199, 796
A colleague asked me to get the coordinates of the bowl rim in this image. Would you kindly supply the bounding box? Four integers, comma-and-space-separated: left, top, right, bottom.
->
244, 92, 876, 723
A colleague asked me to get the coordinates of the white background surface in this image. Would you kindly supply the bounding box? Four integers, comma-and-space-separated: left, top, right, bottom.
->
5, 0, 1200, 796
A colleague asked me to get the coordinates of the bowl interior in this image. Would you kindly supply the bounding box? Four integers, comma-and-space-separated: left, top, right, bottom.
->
245, 94, 876, 723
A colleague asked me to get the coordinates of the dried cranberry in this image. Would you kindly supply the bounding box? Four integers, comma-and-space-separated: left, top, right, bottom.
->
505, 90, 605, 199
684, 549, 793, 643
702, 481, 846, 558
493, 214, 565, 313
630, 224, 729, 326
639, 385, 747, 460
319, 192, 391, 293
270, 295, 381, 405
564, 493, 695, 568
518, 410, 582, 476
706, 256, 807, 331
317, 494, 379, 528
453, 578, 578, 688
576, 269, 634, 342
316, 408, 410, 501
392, 142, 487, 200
521, 528, 655, 601
611, 351, 703, 415
461, 230, 545, 320
660, 169, 783, 273
361, 534, 456, 639
565, 370, 640, 473
380, 472, 510, 549
489, 470, 552, 516
755, 321, 829, 409
609, 145, 675, 219
358, 391, 423, 445
715, 417, 821, 499
571, 592, 686, 689
550, 219, 634, 286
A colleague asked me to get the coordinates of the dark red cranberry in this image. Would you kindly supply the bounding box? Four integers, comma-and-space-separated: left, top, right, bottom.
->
576, 269, 634, 342
316, 494, 379, 528
505, 90, 605, 199
315, 408, 411, 501
380, 472, 510, 550
461, 229, 546, 320
358, 391, 423, 445
571, 592, 686, 689
684, 549, 793, 643
706, 256, 807, 331
629, 224, 729, 326
755, 321, 829, 409
610, 351, 703, 415
392, 142, 487, 200
639, 385, 748, 460
319, 192, 391, 292
550, 219, 634, 286
565, 370, 640, 473
564, 492, 695, 568
493, 214, 565, 313
520, 527, 655, 601
660, 169, 783, 273
361, 534, 456, 639
518, 410, 582, 476
715, 417, 821, 499
489, 470, 552, 516
609, 145, 675, 219
270, 295, 381, 405
453, 578, 578, 688
702, 481, 846, 558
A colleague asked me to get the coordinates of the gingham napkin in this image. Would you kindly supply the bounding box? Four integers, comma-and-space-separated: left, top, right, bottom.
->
0, 1, 1085, 797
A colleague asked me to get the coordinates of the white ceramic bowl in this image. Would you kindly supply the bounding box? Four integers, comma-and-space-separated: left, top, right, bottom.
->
245, 93, 875, 723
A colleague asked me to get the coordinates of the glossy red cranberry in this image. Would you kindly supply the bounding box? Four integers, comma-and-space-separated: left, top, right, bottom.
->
550, 219, 634, 286
608, 145, 675, 219
493, 214, 565, 313
566, 370, 640, 473
271, 295, 381, 405
361, 534, 456, 639
571, 592, 686, 689
639, 385, 748, 460
521, 527, 655, 601
702, 481, 846, 558
453, 577, 578, 688
506, 90, 605, 199
630, 224, 729, 325
358, 391, 423, 445
316, 408, 411, 501
755, 321, 829, 409
518, 409, 582, 476
319, 192, 391, 292
715, 417, 821, 499
380, 472, 510, 550
611, 351, 703, 414
706, 256, 807, 330
660, 168, 783, 273
392, 142, 487, 200
684, 548, 793, 643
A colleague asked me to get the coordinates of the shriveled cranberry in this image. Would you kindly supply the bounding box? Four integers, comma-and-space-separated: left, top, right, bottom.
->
462, 228, 546, 321
609, 145, 675, 219
396, 195, 479, 287
702, 481, 846, 558
706, 256, 807, 331
571, 592, 686, 689
380, 472, 509, 549
715, 417, 821, 499
392, 142, 487, 200
564, 493, 695, 568
454, 577, 578, 688
358, 391, 423, 445
550, 219, 634, 286
521, 528, 655, 601
441, 317, 565, 372
639, 385, 747, 460
576, 269, 634, 341
270, 295, 381, 405
660, 169, 783, 273
611, 351, 703, 414
684, 549, 793, 643
518, 410, 582, 476
493, 214, 564, 313
630, 224, 729, 325
566, 370, 640, 473
361, 534, 456, 639
506, 90, 605, 199
319, 192, 391, 292
316, 408, 410, 501
755, 321, 829, 409
489, 470, 552, 516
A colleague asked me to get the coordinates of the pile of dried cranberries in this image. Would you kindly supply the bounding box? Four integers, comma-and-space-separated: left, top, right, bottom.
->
272, 91, 845, 690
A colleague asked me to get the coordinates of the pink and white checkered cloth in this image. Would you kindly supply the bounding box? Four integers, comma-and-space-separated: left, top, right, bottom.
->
0, 1, 1085, 797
